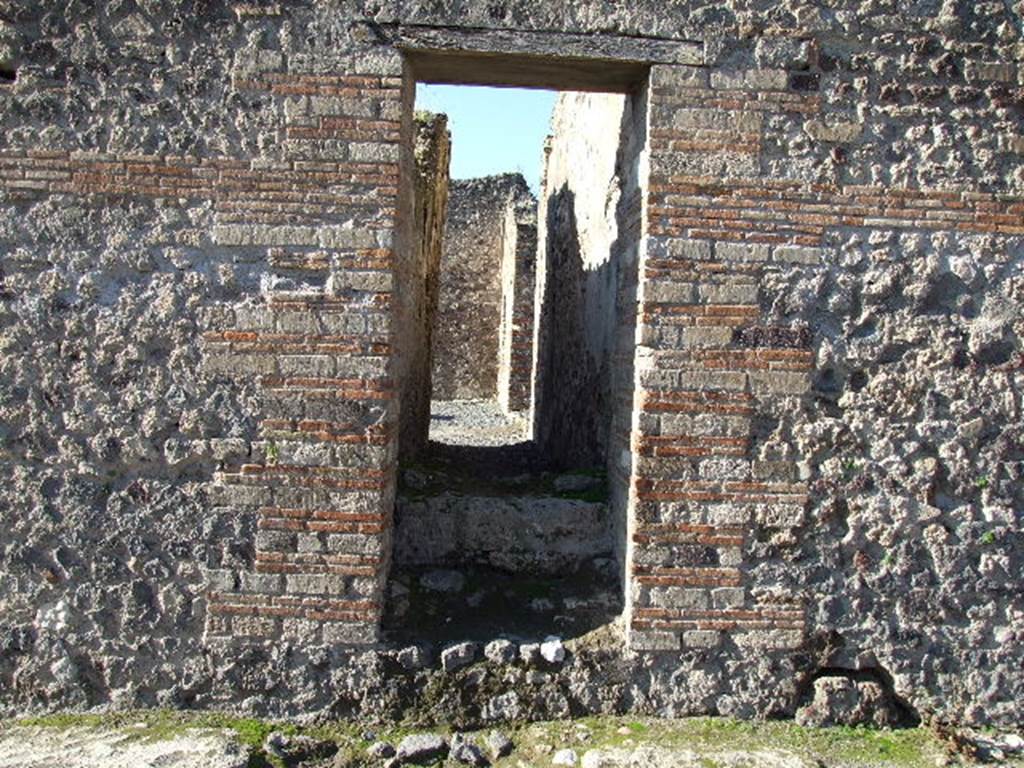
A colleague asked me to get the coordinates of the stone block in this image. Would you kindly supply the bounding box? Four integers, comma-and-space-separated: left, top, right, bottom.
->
326, 532, 384, 556
209, 438, 250, 462
328, 270, 393, 293
255, 530, 295, 552
277, 354, 336, 377
752, 460, 796, 481
711, 587, 745, 609
442, 641, 478, 671
705, 503, 750, 525
203, 568, 237, 591
274, 311, 317, 334
350, 577, 382, 597
682, 630, 721, 648
754, 38, 814, 70
714, 242, 771, 262
804, 119, 862, 143
697, 458, 749, 481
628, 630, 680, 651
711, 69, 788, 90
213, 224, 319, 247
670, 108, 762, 133
678, 326, 735, 348
309, 96, 377, 117
349, 142, 400, 163
233, 615, 278, 637
649, 237, 713, 261
718, 547, 743, 566
699, 283, 759, 304
296, 533, 324, 553
240, 572, 283, 594
318, 225, 378, 250
733, 629, 804, 650
645, 281, 698, 304
965, 61, 1017, 83
753, 503, 807, 528
674, 370, 748, 392
748, 370, 810, 395
281, 618, 321, 641
203, 352, 277, 377
660, 413, 751, 437
233, 305, 277, 330
773, 245, 825, 264
651, 65, 709, 89
285, 573, 348, 595
650, 586, 709, 610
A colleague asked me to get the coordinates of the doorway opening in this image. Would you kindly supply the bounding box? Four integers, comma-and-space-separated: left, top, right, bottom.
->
387, 51, 650, 646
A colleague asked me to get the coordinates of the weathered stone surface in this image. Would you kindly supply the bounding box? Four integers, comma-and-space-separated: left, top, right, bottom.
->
484, 639, 517, 664
794, 676, 902, 728
450, 736, 489, 766
483, 691, 522, 722
368, 741, 397, 759
486, 730, 514, 758
441, 642, 478, 672
0, 0, 1021, 731
540, 636, 566, 664
395, 734, 448, 765
395, 491, 610, 574
0, 727, 248, 768
397, 112, 451, 461
432, 175, 536, 402
553, 748, 579, 766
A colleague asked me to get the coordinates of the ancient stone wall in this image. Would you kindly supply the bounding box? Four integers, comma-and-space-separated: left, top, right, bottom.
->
0, 0, 1020, 728
533, 92, 638, 470
532, 91, 648, 599
431, 174, 535, 402
497, 195, 538, 414
398, 113, 450, 460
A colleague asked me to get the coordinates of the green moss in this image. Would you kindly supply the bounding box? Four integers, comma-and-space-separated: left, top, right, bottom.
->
502, 716, 959, 768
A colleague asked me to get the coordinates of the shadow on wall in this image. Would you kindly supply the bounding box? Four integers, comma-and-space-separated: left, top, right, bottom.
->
535, 186, 604, 469
533, 102, 642, 474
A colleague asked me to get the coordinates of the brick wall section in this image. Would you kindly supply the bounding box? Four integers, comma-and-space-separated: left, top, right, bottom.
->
197, 58, 406, 646
0, 125, 400, 644
629, 60, 1024, 652
628, 65, 818, 651
0, 54, 417, 647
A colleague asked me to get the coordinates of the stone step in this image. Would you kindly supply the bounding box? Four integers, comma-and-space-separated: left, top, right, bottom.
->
394, 491, 611, 574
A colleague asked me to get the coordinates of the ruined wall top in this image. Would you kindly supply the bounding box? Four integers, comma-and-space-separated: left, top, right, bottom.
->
2, 2, 1020, 193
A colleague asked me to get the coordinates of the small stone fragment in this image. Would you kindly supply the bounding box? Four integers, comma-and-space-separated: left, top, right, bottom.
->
519, 642, 542, 665
367, 741, 396, 759
396, 645, 429, 670
486, 730, 514, 758
263, 732, 337, 764
553, 748, 578, 766
483, 691, 521, 721
540, 635, 565, 664
484, 638, 516, 664
450, 738, 489, 766
441, 641, 477, 672
395, 733, 448, 765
